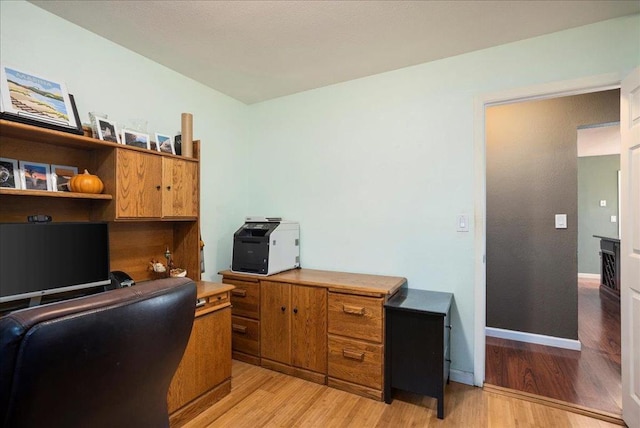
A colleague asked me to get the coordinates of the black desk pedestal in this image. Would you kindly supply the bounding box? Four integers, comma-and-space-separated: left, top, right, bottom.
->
384, 289, 452, 419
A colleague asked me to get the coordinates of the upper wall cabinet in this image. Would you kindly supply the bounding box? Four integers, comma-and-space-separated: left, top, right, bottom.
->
115, 149, 163, 218
162, 157, 199, 218
94, 148, 199, 221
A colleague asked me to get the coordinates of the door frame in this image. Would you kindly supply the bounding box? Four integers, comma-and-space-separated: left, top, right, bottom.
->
472, 72, 623, 387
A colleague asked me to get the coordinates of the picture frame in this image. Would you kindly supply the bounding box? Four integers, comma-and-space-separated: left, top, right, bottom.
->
0, 157, 20, 189
51, 164, 78, 192
156, 133, 175, 154
95, 117, 120, 143
121, 129, 150, 149
0, 65, 82, 135
19, 160, 52, 191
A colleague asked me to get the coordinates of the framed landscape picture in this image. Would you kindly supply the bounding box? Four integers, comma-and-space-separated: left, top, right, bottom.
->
95, 117, 120, 143
19, 160, 52, 191
156, 133, 175, 154
51, 164, 78, 192
0, 65, 79, 132
0, 157, 20, 189
122, 129, 150, 149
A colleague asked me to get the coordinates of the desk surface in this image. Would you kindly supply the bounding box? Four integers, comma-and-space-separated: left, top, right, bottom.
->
593, 235, 620, 243
384, 288, 453, 316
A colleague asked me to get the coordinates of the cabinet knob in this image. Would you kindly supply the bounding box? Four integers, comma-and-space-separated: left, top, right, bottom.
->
281, 306, 286, 312
156, 185, 161, 190
293, 308, 298, 314
166, 186, 171, 191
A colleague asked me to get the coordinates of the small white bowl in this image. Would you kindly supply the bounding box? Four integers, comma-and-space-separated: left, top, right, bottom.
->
170, 268, 187, 278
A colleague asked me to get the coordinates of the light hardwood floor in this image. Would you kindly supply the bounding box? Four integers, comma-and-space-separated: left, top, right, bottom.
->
182, 360, 619, 428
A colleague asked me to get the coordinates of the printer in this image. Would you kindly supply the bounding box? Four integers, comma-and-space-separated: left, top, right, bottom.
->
232, 217, 300, 275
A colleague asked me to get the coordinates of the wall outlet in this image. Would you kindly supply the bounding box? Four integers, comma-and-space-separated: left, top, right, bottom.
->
600, 200, 607, 207
611, 215, 617, 223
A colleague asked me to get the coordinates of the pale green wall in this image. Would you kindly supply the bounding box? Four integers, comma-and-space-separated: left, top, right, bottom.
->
578, 155, 620, 274
245, 15, 639, 378
0, 0, 249, 280
2, 0, 639, 382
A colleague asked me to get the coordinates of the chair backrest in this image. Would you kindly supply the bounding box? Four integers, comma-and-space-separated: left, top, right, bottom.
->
0, 277, 196, 428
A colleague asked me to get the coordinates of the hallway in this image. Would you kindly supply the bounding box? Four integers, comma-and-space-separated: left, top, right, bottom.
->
485, 278, 621, 416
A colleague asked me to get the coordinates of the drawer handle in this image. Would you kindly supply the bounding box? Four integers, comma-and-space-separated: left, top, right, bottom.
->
343, 304, 365, 316
342, 349, 365, 361
232, 324, 248, 334
231, 289, 247, 297
195, 298, 207, 308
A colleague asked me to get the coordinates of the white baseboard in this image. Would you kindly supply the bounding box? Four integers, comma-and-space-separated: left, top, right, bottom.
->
485, 327, 581, 351
450, 369, 474, 386
578, 273, 600, 279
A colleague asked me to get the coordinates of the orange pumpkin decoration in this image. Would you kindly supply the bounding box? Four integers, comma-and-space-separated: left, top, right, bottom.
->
69, 169, 104, 194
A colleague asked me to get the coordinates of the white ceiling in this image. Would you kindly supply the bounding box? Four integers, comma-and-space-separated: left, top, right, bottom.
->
577, 123, 621, 157
30, 1, 640, 105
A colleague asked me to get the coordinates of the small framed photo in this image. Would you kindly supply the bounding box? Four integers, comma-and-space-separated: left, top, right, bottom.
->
122, 129, 150, 149
0, 157, 20, 189
19, 160, 52, 191
95, 116, 120, 143
51, 164, 78, 192
156, 133, 175, 154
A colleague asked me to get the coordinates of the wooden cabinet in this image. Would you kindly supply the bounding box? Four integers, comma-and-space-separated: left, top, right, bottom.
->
168, 282, 233, 427
113, 150, 198, 220
261, 281, 292, 364
223, 276, 261, 365
327, 292, 385, 400
162, 157, 198, 218
115, 149, 162, 218
291, 285, 327, 374
260, 281, 327, 383
0, 120, 201, 286
220, 268, 406, 401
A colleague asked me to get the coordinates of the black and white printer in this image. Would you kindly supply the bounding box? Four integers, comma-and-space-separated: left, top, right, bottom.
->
232, 217, 300, 275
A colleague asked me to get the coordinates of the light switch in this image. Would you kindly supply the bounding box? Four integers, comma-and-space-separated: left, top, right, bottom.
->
600, 200, 607, 207
555, 214, 567, 229
611, 215, 617, 223
457, 215, 469, 232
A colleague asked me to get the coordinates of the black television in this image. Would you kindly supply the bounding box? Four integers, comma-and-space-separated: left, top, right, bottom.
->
0, 222, 110, 305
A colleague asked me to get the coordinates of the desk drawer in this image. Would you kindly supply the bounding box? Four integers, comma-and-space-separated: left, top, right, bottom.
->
328, 335, 382, 390
231, 316, 260, 356
224, 279, 260, 319
328, 292, 383, 343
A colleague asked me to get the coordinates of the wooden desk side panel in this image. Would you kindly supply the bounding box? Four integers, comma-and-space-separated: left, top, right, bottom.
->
168, 307, 231, 414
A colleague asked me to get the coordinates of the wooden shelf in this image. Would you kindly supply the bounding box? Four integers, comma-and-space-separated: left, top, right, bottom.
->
0, 188, 112, 200
0, 120, 199, 162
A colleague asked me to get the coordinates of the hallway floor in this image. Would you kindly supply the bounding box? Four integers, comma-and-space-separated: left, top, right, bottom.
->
485, 278, 621, 416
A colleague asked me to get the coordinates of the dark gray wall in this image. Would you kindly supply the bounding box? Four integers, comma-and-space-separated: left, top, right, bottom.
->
486, 90, 619, 340
578, 155, 620, 274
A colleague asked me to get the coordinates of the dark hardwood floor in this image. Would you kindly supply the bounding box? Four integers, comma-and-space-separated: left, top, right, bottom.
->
485, 278, 621, 416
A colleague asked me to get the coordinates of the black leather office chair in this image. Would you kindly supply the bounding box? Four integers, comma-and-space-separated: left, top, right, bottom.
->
0, 277, 196, 428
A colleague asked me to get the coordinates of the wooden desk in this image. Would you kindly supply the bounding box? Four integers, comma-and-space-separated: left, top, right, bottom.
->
384, 289, 453, 419
168, 281, 233, 427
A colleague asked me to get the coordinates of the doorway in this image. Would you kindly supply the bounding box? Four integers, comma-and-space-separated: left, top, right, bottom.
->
482, 90, 622, 415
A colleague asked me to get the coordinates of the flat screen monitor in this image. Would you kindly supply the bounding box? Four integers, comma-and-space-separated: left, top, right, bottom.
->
0, 222, 110, 304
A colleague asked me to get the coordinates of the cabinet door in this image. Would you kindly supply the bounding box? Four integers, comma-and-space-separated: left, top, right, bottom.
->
162, 157, 198, 218
292, 285, 327, 373
167, 307, 232, 413
261, 281, 291, 365
116, 149, 162, 218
